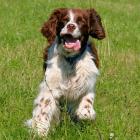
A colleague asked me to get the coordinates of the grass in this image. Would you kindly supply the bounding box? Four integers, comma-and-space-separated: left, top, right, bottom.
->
0, 0, 140, 139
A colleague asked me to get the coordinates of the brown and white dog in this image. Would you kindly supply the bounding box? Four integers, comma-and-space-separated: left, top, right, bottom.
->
26, 8, 105, 136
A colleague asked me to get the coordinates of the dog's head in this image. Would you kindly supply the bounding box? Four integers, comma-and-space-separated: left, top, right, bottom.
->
41, 8, 105, 57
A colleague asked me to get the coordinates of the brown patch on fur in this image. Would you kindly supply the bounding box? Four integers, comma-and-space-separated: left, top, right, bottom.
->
45, 116, 48, 120
42, 112, 47, 116
87, 109, 90, 113
86, 98, 92, 104
89, 43, 99, 68
84, 114, 88, 117
45, 99, 50, 106
35, 103, 39, 107
40, 98, 44, 103
85, 104, 90, 108
35, 103, 42, 108
75, 76, 81, 83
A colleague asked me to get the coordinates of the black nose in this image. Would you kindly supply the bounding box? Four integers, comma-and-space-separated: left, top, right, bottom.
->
67, 24, 76, 32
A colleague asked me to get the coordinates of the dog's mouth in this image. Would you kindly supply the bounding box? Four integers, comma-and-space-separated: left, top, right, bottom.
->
61, 34, 81, 51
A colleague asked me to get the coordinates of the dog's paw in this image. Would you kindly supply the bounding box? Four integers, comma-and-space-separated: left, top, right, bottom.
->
76, 106, 96, 120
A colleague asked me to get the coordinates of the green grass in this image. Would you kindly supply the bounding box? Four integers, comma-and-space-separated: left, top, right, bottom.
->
0, 0, 140, 139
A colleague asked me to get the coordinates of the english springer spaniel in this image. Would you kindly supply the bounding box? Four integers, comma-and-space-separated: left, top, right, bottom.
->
26, 8, 105, 136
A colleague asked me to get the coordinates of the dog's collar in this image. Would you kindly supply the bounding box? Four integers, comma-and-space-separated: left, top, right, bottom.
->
65, 54, 81, 64
64, 45, 86, 64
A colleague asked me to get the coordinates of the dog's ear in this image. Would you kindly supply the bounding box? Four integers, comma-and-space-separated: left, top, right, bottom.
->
41, 9, 65, 45
87, 9, 105, 40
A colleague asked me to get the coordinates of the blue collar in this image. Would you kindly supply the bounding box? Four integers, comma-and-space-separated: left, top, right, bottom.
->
64, 46, 86, 64
65, 53, 81, 64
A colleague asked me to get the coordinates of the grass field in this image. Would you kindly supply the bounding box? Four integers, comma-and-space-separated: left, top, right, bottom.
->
0, 0, 140, 139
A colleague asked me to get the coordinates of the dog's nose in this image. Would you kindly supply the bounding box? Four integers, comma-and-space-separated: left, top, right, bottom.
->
67, 24, 76, 32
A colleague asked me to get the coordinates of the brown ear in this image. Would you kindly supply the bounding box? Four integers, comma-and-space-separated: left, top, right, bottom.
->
88, 9, 105, 40
41, 9, 62, 45
41, 8, 68, 45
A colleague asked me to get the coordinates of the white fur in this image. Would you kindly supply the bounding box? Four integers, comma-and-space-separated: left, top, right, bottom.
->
26, 41, 99, 136
60, 10, 81, 38
69, 10, 74, 22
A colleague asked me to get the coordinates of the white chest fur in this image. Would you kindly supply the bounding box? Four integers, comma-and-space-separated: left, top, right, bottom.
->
26, 45, 99, 136
45, 48, 99, 101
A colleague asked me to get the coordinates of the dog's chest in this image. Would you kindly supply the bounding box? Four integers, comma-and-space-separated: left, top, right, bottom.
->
45, 52, 98, 100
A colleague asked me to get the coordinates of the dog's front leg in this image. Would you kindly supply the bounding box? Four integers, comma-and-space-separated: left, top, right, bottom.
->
75, 93, 96, 120
26, 81, 60, 137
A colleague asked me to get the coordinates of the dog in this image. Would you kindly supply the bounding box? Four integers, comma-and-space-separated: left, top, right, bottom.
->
26, 8, 105, 136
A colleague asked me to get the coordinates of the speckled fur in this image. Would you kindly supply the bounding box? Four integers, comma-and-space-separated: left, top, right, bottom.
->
26, 41, 99, 136
26, 7, 105, 137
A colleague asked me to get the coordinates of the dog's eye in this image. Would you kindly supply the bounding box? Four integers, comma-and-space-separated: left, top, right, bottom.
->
63, 16, 69, 23
76, 17, 85, 24
57, 21, 65, 30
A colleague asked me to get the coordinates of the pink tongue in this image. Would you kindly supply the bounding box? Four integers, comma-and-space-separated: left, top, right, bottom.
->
64, 40, 81, 51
